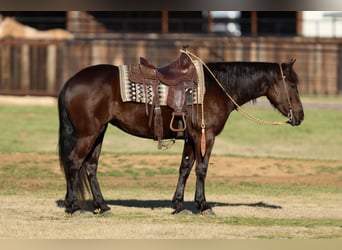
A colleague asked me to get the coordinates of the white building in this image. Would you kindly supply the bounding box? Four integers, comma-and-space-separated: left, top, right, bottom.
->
302, 11, 342, 37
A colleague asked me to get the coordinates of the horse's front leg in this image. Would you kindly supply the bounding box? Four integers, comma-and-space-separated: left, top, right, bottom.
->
172, 139, 195, 214
194, 134, 215, 215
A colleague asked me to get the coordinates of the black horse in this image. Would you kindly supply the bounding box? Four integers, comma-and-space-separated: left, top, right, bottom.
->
58, 51, 304, 215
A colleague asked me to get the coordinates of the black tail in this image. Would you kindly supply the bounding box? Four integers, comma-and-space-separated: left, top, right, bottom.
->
58, 79, 89, 202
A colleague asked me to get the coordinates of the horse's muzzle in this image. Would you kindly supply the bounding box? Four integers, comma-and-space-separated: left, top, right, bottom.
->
287, 109, 304, 126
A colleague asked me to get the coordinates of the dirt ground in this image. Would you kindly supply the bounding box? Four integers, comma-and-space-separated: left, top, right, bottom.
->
1, 152, 342, 188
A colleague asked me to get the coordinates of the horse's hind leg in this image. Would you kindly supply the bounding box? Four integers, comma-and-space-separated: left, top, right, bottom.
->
64, 138, 93, 214
172, 139, 195, 214
84, 125, 111, 214
64, 161, 82, 214
64, 132, 105, 214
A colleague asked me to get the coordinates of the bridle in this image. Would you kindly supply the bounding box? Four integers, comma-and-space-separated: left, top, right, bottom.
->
278, 63, 294, 124
181, 49, 293, 126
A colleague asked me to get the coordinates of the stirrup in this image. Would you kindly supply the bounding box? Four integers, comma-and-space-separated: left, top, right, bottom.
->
170, 112, 186, 133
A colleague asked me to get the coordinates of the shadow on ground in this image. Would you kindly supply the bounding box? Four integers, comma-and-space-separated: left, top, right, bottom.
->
56, 199, 281, 213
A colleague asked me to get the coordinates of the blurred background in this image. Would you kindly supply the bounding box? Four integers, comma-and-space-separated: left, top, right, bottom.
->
0, 11, 341, 97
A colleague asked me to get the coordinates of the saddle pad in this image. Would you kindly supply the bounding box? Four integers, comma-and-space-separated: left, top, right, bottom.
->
118, 59, 205, 105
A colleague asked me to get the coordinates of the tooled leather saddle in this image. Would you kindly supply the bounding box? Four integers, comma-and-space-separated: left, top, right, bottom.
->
127, 48, 198, 148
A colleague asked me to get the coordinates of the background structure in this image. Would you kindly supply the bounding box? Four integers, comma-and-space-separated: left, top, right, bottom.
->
0, 11, 341, 96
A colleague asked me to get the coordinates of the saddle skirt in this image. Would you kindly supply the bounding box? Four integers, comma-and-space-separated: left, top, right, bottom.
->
119, 60, 205, 106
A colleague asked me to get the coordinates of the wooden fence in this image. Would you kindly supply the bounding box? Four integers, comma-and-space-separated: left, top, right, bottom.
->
0, 35, 341, 96
0, 40, 64, 96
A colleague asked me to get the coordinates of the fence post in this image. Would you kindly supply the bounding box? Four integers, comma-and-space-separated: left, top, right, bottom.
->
21, 44, 30, 91
0, 44, 11, 89
47, 44, 57, 94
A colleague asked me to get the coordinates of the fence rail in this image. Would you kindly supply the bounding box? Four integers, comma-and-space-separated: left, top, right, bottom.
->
0, 35, 341, 96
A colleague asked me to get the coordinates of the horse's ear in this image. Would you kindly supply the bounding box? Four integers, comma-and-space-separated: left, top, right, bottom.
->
284, 58, 296, 72
288, 58, 296, 68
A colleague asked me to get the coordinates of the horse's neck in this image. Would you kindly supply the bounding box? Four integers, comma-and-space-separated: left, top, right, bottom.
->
230, 78, 269, 106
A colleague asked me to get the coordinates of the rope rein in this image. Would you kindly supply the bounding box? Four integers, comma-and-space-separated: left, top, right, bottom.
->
180, 49, 291, 126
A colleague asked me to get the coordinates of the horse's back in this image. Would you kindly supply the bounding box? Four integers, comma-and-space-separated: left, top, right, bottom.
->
64, 64, 119, 98
68, 64, 117, 85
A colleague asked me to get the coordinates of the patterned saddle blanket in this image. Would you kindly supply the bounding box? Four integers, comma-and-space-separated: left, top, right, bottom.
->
118, 60, 205, 106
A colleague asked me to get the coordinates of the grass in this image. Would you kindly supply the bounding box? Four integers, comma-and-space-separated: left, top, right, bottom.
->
0, 97, 342, 239
206, 181, 342, 196
156, 215, 342, 229
0, 105, 59, 153
214, 106, 342, 160
1, 157, 340, 196
96, 208, 342, 230
1, 163, 58, 178
0, 97, 341, 160
315, 165, 342, 174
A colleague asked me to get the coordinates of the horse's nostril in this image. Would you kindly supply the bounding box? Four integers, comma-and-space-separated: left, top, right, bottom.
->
295, 117, 304, 126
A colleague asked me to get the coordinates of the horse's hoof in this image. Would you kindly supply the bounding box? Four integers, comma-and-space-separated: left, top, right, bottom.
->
94, 208, 111, 215
172, 209, 192, 215
71, 209, 83, 217
93, 203, 111, 214
201, 208, 216, 216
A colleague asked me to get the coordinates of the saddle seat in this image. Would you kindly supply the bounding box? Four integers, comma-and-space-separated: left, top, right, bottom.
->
140, 54, 197, 86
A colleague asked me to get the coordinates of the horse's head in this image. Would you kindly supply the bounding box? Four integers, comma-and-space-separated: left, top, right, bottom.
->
267, 58, 304, 126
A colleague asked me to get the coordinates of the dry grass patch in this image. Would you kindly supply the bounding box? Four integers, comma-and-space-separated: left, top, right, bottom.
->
0, 153, 342, 239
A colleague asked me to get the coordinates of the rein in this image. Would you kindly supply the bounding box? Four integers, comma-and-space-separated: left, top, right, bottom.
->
180, 49, 292, 126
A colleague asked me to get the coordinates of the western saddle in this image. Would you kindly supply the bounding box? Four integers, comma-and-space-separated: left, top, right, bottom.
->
128, 47, 198, 148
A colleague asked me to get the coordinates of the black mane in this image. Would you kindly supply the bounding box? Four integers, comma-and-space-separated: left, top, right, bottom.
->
206, 62, 281, 101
